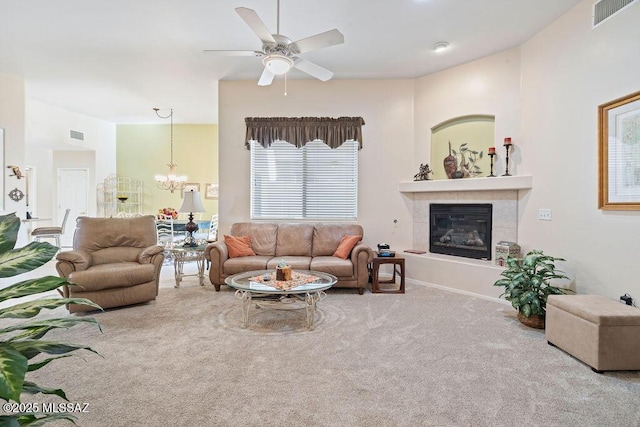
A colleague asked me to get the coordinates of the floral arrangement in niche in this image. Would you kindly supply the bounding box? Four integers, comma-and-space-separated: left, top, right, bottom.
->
158, 207, 178, 219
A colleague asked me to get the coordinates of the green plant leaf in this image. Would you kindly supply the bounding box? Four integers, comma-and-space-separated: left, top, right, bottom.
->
22, 380, 68, 400
521, 304, 532, 317
0, 242, 59, 279
2, 317, 101, 341
0, 298, 102, 319
0, 415, 20, 426
14, 413, 78, 426
10, 340, 98, 361
0, 213, 20, 254
0, 344, 28, 402
0, 277, 71, 304
27, 355, 73, 372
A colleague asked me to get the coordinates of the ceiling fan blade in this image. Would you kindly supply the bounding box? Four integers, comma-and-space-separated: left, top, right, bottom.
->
293, 58, 334, 82
235, 7, 276, 45
290, 29, 344, 54
203, 50, 263, 57
258, 68, 276, 86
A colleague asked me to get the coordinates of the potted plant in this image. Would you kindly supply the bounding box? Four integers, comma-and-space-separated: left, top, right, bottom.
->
493, 249, 571, 329
0, 212, 101, 426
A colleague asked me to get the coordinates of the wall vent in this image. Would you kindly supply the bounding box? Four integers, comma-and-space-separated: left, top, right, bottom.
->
593, 0, 638, 27
70, 130, 84, 141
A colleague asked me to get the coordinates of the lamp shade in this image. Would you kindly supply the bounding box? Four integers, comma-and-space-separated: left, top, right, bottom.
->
179, 190, 206, 213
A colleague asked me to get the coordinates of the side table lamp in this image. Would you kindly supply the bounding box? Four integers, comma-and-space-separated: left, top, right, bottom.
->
179, 189, 206, 247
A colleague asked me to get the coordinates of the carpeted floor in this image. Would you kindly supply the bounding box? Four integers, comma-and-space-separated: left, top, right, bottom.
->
10, 262, 640, 426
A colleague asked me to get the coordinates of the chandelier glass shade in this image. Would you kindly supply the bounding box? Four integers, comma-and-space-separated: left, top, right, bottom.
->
154, 108, 187, 193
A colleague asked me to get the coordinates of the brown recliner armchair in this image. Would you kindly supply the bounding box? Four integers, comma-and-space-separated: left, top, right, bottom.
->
56, 215, 164, 313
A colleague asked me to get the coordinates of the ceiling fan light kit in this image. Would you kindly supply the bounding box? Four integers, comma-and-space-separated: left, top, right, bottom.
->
263, 54, 294, 75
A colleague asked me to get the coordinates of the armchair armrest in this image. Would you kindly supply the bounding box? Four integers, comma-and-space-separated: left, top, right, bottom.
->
55, 249, 92, 278
138, 245, 164, 264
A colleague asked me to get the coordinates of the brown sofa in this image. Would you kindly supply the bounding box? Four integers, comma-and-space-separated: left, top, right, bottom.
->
205, 222, 374, 294
55, 216, 165, 313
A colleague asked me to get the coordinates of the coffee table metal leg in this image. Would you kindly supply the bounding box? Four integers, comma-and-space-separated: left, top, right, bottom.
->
305, 291, 326, 330
235, 290, 252, 328
173, 255, 183, 288
196, 256, 205, 286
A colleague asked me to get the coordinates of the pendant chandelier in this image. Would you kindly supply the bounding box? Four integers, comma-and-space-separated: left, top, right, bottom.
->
154, 107, 187, 193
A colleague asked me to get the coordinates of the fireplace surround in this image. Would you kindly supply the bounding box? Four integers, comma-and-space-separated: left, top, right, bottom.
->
430, 203, 492, 260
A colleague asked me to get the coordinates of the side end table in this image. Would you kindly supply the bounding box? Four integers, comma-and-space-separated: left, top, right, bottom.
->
371, 255, 405, 294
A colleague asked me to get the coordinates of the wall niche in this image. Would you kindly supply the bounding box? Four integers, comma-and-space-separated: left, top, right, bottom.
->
431, 115, 495, 180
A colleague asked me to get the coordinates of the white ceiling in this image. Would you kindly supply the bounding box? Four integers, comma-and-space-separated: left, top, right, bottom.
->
0, 0, 582, 125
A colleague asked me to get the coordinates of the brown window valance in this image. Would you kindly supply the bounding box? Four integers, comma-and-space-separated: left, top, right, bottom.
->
244, 116, 365, 149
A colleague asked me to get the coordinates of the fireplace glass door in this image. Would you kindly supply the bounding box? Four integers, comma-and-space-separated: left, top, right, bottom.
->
430, 203, 492, 260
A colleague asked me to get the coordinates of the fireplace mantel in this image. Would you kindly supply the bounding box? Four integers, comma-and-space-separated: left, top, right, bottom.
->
398, 175, 533, 193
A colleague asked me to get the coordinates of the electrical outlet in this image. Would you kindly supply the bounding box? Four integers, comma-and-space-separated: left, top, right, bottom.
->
538, 208, 552, 221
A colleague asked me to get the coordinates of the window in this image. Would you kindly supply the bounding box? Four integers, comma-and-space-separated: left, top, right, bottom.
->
250, 139, 358, 220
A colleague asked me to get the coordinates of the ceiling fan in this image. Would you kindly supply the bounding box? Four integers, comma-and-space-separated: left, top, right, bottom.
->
204, 0, 344, 86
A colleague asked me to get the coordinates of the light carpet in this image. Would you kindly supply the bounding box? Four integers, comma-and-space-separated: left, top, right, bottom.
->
14, 263, 640, 426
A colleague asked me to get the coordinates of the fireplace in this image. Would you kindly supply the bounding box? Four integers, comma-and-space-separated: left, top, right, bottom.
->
430, 203, 492, 260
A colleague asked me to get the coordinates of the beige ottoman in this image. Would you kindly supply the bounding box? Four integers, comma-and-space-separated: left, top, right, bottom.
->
546, 295, 640, 372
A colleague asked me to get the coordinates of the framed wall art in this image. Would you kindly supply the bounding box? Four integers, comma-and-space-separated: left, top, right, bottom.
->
181, 183, 200, 198
598, 90, 640, 210
205, 183, 219, 200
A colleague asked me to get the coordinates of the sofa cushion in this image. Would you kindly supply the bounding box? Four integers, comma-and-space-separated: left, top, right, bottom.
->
333, 235, 361, 259
275, 223, 313, 257
224, 235, 256, 258
223, 256, 271, 275
266, 256, 312, 270
230, 222, 277, 256
310, 256, 354, 277
68, 262, 155, 292
312, 224, 364, 257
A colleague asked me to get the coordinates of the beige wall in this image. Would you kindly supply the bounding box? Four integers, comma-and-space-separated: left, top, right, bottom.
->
116, 124, 218, 218
518, 0, 640, 297
218, 79, 415, 250
0, 74, 27, 219
25, 99, 116, 222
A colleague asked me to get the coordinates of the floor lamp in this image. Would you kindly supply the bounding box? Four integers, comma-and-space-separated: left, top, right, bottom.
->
179, 190, 206, 247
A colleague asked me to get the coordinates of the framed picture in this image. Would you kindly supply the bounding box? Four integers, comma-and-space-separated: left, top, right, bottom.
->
181, 183, 200, 198
598, 90, 640, 210
205, 183, 219, 200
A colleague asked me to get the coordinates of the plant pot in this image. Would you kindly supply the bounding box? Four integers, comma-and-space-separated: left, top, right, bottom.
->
517, 311, 545, 329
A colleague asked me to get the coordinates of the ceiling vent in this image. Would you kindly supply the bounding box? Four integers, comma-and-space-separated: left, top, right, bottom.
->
593, 0, 638, 27
70, 130, 84, 141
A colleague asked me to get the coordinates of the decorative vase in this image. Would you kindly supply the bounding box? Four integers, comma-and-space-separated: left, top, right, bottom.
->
517, 311, 545, 329
443, 141, 457, 179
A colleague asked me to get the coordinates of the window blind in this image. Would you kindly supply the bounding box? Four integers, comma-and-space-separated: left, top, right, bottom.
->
250, 139, 358, 220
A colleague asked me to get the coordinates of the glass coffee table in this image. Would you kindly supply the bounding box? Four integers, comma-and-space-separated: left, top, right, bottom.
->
225, 269, 337, 330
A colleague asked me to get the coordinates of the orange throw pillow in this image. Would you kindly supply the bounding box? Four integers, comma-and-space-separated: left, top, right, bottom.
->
333, 235, 361, 259
224, 235, 256, 258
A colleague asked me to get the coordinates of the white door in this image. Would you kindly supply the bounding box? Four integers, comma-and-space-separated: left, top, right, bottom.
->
57, 168, 89, 247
